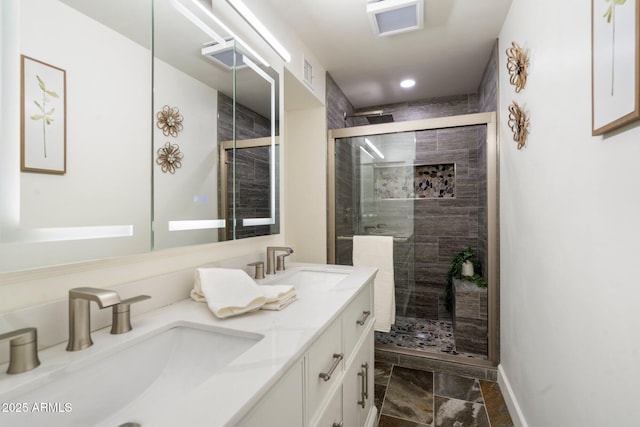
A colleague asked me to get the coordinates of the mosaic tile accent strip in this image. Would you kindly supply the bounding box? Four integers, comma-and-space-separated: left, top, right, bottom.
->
374, 164, 455, 200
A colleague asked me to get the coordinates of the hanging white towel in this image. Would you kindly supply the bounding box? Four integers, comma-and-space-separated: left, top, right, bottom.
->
260, 285, 298, 311
191, 268, 267, 319
353, 235, 396, 332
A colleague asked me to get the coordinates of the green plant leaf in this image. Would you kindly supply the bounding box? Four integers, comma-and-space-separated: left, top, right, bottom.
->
45, 90, 59, 98
36, 75, 45, 90
30, 114, 43, 120
45, 117, 52, 125
33, 100, 44, 111
46, 108, 55, 115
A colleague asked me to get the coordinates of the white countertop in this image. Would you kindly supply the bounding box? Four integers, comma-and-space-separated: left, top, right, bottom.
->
0, 263, 376, 427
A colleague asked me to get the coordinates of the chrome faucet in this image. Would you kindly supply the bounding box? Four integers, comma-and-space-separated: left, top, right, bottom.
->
66, 287, 120, 351
266, 246, 294, 275
0, 327, 40, 374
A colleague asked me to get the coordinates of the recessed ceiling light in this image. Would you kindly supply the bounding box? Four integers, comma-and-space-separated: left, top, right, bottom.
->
400, 79, 416, 88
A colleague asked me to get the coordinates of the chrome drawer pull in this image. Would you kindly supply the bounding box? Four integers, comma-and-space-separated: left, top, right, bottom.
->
357, 362, 369, 408
362, 362, 369, 399
319, 353, 343, 382
356, 310, 371, 326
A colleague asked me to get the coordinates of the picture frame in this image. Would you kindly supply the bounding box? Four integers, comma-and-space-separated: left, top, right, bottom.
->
21, 55, 67, 174
592, 0, 640, 135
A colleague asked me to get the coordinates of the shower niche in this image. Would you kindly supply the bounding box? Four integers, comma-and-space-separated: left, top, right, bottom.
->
374, 163, 456, 200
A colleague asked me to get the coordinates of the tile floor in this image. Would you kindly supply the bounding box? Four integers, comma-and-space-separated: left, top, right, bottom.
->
374, 361, 514, 427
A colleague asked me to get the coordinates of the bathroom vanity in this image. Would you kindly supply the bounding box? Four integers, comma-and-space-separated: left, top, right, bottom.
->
0, 264, 377, 427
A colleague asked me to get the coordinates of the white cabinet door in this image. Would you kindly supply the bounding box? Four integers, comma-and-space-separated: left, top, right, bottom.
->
314, 384, 343, 427
237, 358, 304, 427
343, 332, 374, 427
308, 318, 344, 421
342, 284, 373, 364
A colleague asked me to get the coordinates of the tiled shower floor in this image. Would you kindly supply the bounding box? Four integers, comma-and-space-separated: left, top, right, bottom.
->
374, 316, 487, 361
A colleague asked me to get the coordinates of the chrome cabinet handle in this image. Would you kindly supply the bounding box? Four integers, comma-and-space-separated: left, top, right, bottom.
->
332, 423, 344, 427
356, 310, 371, 326
319, 353, 344, 382
357, 362, 369, 408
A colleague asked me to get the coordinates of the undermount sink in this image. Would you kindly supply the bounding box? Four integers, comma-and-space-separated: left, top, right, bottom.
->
277, 269, 349, 291
0, 323, 262, 427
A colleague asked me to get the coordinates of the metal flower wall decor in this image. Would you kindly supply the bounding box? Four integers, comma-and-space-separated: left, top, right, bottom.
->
156, 105, 183, 137
506, 41, 529, 93
156, 141, 184, 174
507, 101, 529, 150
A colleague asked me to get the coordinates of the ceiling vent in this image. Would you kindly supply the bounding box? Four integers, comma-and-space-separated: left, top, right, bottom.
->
367, 0, 424, 37
201, 39, 247, 70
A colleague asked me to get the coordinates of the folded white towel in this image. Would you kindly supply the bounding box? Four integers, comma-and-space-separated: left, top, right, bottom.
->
353, 235, 396, 333
262, 294, 297, 311
260, 284, 297, 311
192, 268, 266, 319
261, 284, 296, 303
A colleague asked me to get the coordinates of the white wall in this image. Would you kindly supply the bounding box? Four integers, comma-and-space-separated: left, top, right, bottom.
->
498, 1, 640, 426
284, 105, 327, 263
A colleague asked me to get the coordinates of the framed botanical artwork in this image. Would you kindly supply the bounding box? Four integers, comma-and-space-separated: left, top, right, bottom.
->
592, 0, 640, 135
21, 55, 67, 174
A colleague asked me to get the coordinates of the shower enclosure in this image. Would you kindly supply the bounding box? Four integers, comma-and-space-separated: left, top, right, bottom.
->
328, 112, 499, 366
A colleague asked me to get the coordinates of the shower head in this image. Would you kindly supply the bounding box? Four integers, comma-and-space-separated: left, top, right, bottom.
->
344, 110, 394, 125
365, 114, 394, 124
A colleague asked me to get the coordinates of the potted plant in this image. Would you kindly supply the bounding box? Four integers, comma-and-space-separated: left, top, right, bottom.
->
444, 247, 487, 312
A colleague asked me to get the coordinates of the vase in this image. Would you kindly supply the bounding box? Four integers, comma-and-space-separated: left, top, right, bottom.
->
462, 261, 474, 276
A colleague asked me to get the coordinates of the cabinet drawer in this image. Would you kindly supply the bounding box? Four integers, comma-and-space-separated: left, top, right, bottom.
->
238, 358, 304, 427
342, 282, 373, 361
308, 318, 343, 419
313, 384, 343, 427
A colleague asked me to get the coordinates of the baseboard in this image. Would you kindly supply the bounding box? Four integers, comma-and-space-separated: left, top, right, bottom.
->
497, 364, 529, 427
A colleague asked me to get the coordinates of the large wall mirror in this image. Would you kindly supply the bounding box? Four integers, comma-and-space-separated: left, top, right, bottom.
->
0, 0, 280, 273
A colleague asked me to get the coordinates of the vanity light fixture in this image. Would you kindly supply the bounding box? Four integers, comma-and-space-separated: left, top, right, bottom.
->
9, 225, 134, 243
364, 137, 385, 159
400, 78, 415, 88
171, 0, 269, 66
170, 0, 225, 44
225, 0, 292, 62
168, 220, 225, 231
367, 0, 424, 37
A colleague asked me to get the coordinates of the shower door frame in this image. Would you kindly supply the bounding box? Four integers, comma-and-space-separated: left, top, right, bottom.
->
327, 112, 500, 367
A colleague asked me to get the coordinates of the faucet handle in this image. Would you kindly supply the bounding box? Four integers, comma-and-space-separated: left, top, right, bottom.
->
276, 253, 292, 272
0, 327, 41, 374
110, 295, 151, 335
247, 261, 265, 280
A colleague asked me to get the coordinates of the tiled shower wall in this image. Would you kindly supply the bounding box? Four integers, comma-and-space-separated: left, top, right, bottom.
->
218, 93, 279, 239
